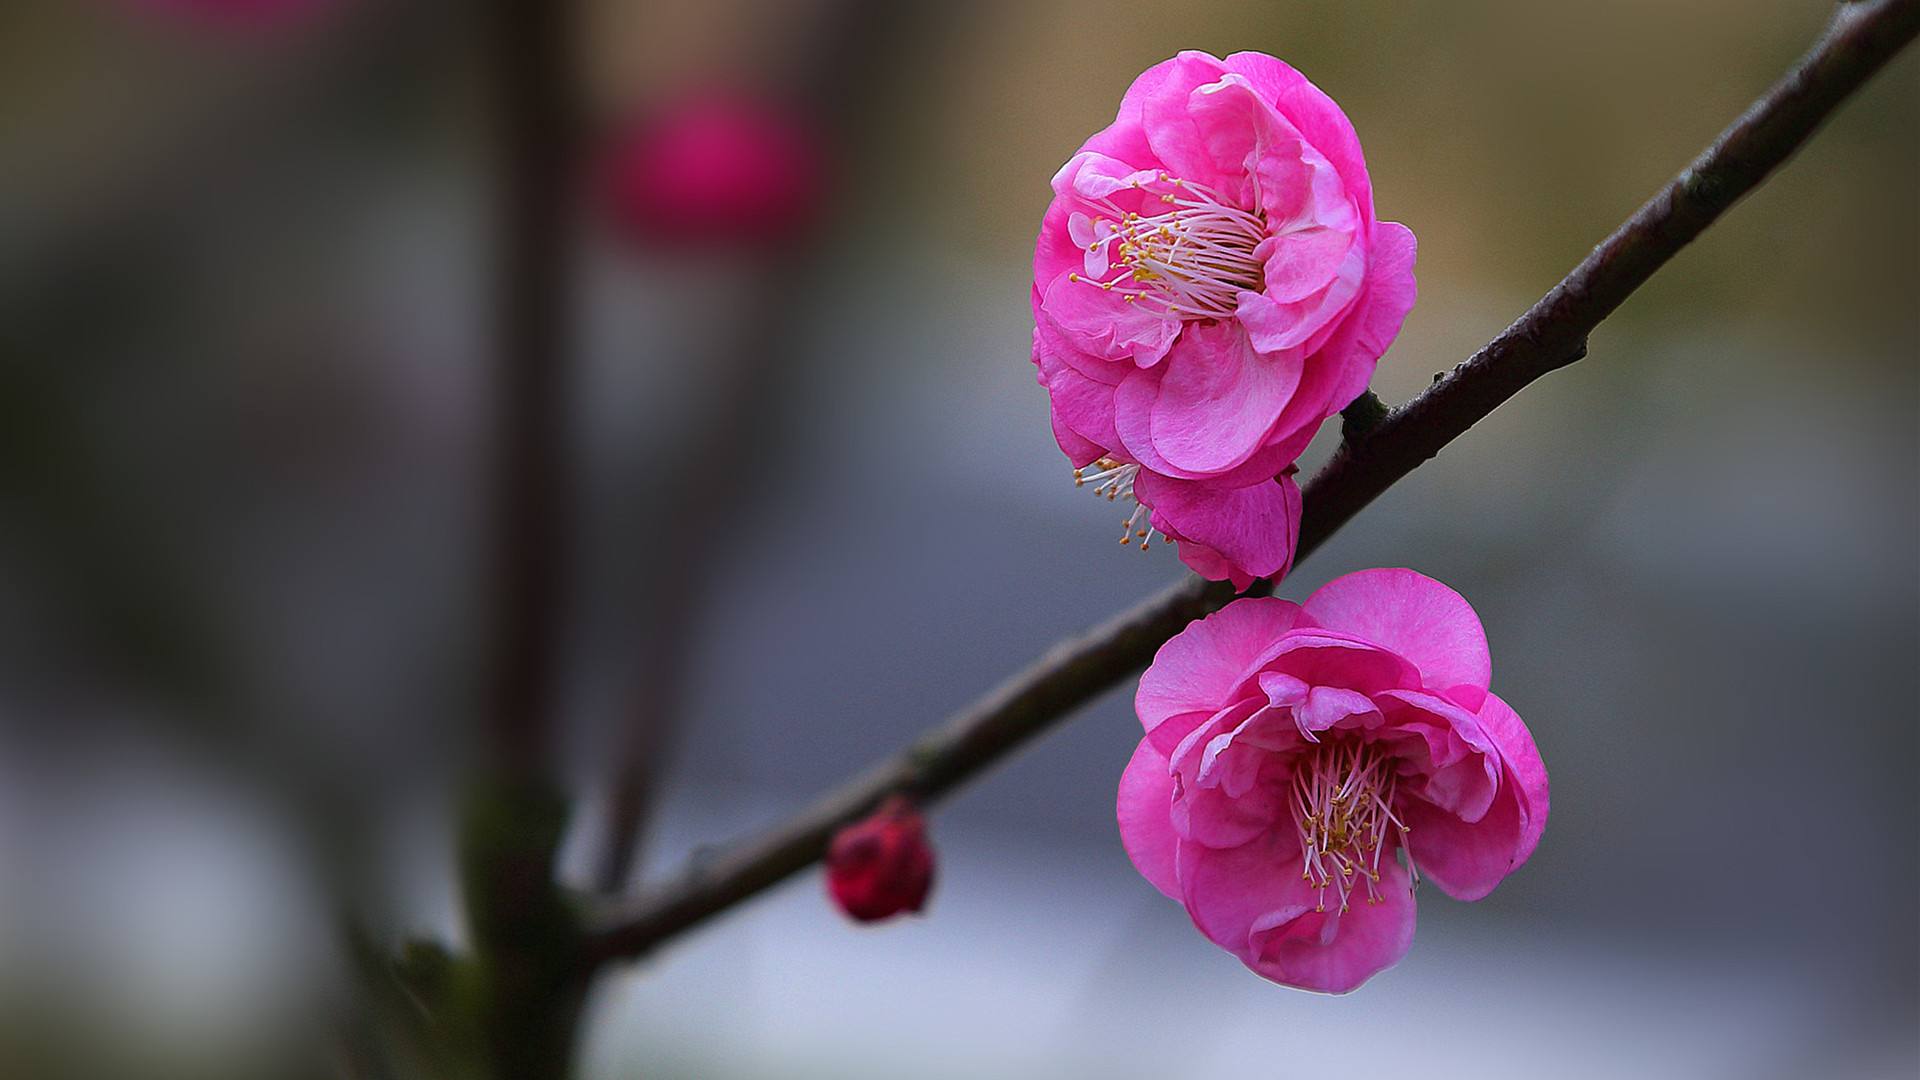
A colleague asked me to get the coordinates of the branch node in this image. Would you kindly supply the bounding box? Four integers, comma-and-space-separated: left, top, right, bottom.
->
1339, 390, 1389, 443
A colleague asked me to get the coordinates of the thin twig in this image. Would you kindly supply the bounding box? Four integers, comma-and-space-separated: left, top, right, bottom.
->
581, 0, 1919, 969
590, 0, 919, 896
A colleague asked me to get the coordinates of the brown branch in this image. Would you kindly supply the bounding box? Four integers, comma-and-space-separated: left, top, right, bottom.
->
580, 0, 1920, 969
456, 0, 585, 1075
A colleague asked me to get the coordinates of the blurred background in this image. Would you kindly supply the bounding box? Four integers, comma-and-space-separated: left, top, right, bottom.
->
1, 0, 1915, 1077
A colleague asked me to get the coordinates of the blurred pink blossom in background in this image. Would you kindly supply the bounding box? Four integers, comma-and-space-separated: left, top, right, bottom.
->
1033, 51, 1417, 588
1119, 568, 1547, 992
601, 89, 826, 250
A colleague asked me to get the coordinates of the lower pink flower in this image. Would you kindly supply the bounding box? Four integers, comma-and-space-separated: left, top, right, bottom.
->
1118, 568, 1548, 992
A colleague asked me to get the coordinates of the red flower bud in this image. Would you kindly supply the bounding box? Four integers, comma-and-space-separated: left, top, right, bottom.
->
825, 796, 934, 923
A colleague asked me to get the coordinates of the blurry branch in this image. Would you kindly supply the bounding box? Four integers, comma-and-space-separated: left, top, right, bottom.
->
588, 281, 783, 897
455, 0, 583, 1075
580, 0, 1919, 968
590, 0, 916, 896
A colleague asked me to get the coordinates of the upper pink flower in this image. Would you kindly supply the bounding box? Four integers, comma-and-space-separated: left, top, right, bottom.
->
602, 91, 825, 250
1118, 569, 1547, 993
1032, 52, 1416, 588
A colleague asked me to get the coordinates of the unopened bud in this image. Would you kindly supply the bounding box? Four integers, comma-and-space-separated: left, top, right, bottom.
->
825, 795, 934, 923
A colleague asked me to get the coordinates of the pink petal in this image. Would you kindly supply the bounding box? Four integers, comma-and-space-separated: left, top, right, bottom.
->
1112, 367, 1306, 486
1255, 630, 1425, 697
1033, 325, 1122, 456
1479, 691, 1549, 866
1219, 52, 1375, 228
1136, 470, 1301, 585
1313, 220, 1418, 411
1168, 538, 1254, 592
1174, 831, 1312, 957
1395, 694, 1547, 902
1097, 52, 1233, 169
1244, 856, 1416, 993
1136, 596, 1304, 734
1274, 679, 1379, 738
1032, 192, 1088, 309
1373, 689, 1500, 823
1117, 738, 1181, 900
1144, 710, 1213, 758
1236, 238, 1366, 356
1135, 52, 1236, 191
1168, 701, 1281, 848
1302, 568, 1491, 702
1033, 293, 1127, 387
1040, 270, 1181, 368
1400, 779, 1523, 902
1181, 73, 1314, 219
1047, 405, 1103, 468
1148, 321, 1304, 474
1256, 227, 1355, 304
1051, 150, 1155, 201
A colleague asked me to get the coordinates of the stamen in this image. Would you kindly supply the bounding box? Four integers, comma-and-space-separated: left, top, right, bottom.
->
1069, 458, 1164, 552
1291, 739, 1415, 913
1072, 172, 1267, 320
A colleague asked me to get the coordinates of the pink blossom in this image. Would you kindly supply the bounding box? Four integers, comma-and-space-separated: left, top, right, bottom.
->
1117, 569, 1547, 992
602, 91, 825, 249
1033, 52, 1417, 588
826, 796, 935, 923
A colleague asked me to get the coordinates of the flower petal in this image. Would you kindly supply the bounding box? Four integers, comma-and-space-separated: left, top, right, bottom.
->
1257, 227, 1355, 304
1112, 366, 1307, 486
1168, 700, 1281, 848
1136, 52, 1237, 190
1182, 72, 1315, 219
1041, 270, 1181, 368
1397, 694, 1547, 902
1033, 324, 1122, 457
1401, 779, 1521, 902
1117, 738, 1181, 900
1136, 596, 1304, 734
1136, 470, 1300, 586
1174, 831, 1311, 957
1479, 691, 1549, 866
1312, 220, 1418, 411
1373, 689, 1500, 823
1148, 320, 1304, 474
1245, 856, 1416, 993
1219, 52, 1375, 228
1255, 629, 1425, 696
1302, 568, 1491, 703
1237, 237, 1366, 356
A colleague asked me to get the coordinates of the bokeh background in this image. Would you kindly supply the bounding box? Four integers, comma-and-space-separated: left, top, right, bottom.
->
1, 1, 1915, 1077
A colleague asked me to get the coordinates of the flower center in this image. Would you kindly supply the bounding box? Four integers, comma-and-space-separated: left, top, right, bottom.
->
1291, 739, 1416, 913
1072, 457, 1162, 551
1070, 172, 1267, 320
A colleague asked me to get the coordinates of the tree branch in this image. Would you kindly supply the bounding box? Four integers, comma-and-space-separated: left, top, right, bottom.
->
580, 0, 1919, 970
456, 0, 584, 1074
